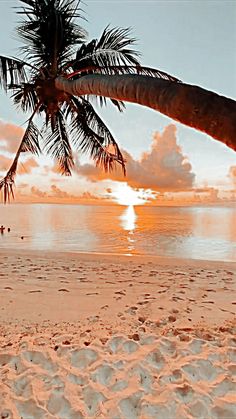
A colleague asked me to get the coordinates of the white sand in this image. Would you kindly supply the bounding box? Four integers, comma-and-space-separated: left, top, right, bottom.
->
0, 250, 235, 418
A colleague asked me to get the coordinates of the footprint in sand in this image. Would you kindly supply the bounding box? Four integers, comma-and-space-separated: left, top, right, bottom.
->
168, 315, 177, 323
28, 290, 42, 293
158, 289, 168, 294
115, 291, 126, 296
202, 301, 214, 304
137, 301, 149, 305
1, 409, 13, 419
125, 307, 138, 316
172, 296, 184, 301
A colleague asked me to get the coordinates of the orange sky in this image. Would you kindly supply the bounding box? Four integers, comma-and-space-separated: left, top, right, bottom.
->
0, 120, 235, 206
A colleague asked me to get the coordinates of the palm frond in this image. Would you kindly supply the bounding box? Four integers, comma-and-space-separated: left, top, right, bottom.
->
0, 177, 15, 203
118, 64, 181, 82
0, 55, 27, 91
19, 0, 34, 6
97, 64, 181, 82
110, 98, 126, 111
68, 64, 181, 83
67, 28, 180, 109
71, 26, 139, 74
82, 94, 126, 112
68, 96, 126, 173
16, 0, 87, 69
20, 121, 41, 154
43, 110, 74, 175
0, 119, 40, 202
12, 83, 39, 113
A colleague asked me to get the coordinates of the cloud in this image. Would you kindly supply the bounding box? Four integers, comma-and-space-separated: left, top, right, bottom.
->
18, 183, 28, 189
26, 184, 105, 203
0, 154, 39, 175
50, 184, 75, 199
49, 185, 101, 200
17, 158, 39, 174
31, 186, 47, 198
229, 166, 236, 187
80, 191, 99, 200
75, 125, 195, 191
0, 155, 12, 172
0, 121, 24, 153
0, 121, 39, 175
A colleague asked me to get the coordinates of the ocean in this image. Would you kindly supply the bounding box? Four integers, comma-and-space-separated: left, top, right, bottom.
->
0, 203, 235, 262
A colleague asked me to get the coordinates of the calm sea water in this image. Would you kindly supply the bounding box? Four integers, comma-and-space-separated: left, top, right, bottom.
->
0, 204, 235, 262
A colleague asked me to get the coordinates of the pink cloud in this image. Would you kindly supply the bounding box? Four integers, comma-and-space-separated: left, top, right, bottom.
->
0, 121, 24, 153
74, 125, 195, 191
229, 166, 236, 187
0, 154, 39, 175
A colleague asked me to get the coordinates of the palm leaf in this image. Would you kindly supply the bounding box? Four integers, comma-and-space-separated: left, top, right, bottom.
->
42, 110, 74, 175
67, 27, 180, 108
12, 83, 39, 113
109, 64, 182, 82
17, 0, 87, 69
72, 26, 140, 72
68, 64, 181, 83
81, 94, 126, 112
110, 98, 126, 111
70, 111, 125, 173
20, 121, 41, 154
0, 55, 27, 91
68, 97, 126, 173
0, 119, 40, 202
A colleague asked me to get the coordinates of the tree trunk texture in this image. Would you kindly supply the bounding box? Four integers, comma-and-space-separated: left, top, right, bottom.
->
56, 74, 236, 151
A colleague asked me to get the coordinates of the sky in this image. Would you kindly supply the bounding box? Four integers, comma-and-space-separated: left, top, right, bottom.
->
0, 0, 236, 204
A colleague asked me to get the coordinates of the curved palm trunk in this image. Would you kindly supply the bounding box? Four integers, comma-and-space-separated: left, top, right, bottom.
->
56, 74, 236, 151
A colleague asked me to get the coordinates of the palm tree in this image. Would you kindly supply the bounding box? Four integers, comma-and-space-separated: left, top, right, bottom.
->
0, 0, 180, 202
0, 0, 235, 201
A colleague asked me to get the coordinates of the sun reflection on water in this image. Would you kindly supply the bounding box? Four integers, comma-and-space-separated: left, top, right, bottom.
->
120, 205, 137, 255
120, 205, 136, 231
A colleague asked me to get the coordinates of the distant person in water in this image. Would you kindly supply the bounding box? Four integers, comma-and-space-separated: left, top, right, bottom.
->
0, 225, 5, 234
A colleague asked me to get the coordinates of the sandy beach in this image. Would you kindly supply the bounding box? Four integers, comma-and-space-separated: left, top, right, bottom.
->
0, 250, 235, 418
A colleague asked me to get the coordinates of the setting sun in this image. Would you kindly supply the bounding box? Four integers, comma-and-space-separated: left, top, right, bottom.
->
111, 183, 155, 206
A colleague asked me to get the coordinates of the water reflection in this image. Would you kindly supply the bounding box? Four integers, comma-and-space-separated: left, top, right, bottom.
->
0, 203, 235, 261
120, 205, 136, 231
119, 205, 137, 254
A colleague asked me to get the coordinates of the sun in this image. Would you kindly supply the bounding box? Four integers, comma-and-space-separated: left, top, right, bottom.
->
111, 183, 154, 206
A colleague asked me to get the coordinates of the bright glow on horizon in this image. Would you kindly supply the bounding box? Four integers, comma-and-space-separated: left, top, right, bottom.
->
111, 183, 155, 206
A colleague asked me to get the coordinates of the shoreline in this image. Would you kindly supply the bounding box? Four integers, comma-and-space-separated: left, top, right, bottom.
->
1, 247, 236, 268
